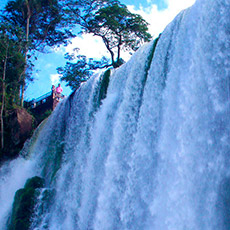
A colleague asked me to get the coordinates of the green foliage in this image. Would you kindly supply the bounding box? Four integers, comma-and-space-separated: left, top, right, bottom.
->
31, 109, 52, 125
58, 0, 151, 90
58, 51, 111, 90
57, 54, 93, 90
7, 176, 45, 230
3, 0, 74, 52
90, 68, 111, 114
0, 0, 153, 158
41, 132, 65, 184
1, 0, 75, 106
0, 20, 26, 152
0, 22, 25, 109
82, 2, 152, 66
24, 176, 45, 190
98, 68, 111, 103
143, 35, 160, 85
0, 0, 74, 156
61, 0, 116, 25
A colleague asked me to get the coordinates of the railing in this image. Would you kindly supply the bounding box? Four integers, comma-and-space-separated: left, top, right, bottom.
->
24, 91, 53, 109
33, 91, 52, 103
24, 91, 64, 110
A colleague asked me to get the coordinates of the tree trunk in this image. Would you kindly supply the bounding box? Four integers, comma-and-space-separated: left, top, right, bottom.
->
102, 36, 115, 67
20, 0, 31, 106
117, 35, 122, 63
0, 44, 8, 150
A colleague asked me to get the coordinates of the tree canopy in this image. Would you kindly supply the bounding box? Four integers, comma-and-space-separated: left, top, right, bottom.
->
3, 0, 74, 51
2, 0, 75, 105
0, 21, 25, 150
81, 3, 152, 67
0, 0, 74, 152
58, 1, 152, 90
57, 51, 111, 90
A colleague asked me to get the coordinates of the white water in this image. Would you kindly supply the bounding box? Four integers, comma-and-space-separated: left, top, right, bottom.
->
1, 0, 230, 229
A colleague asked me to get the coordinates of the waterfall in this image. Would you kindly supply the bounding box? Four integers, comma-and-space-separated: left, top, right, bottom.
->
1, 0, 230, 229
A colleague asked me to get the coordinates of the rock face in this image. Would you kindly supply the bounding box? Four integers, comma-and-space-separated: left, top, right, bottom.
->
9, 108, 33, 146
5, 108, 33, 158
7, 176, 45, 230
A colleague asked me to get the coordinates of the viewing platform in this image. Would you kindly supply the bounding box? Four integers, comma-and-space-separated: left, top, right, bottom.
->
24, 91, 65, 116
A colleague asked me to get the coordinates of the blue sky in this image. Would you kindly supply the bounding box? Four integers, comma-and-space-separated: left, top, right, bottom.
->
0, 0, 196, 101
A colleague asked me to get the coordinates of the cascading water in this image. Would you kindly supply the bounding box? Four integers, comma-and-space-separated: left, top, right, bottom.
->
1, 0, 230, 229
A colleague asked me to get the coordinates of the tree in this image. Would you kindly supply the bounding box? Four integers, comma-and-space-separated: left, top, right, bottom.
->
57, 50, 110, 90
0, 22, 25, 151
61, 0, 117, 24
80, 3, 152, 67
2, 0, 75, 106
58, 1, 152, 89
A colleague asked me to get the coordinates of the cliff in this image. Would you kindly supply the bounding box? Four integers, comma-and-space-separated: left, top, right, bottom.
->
1, 108, 33, 162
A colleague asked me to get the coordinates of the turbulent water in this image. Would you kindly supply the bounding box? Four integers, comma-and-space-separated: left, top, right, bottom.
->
1, 0, 230, 229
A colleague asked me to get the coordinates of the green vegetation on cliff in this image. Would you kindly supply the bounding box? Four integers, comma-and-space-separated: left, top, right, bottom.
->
7, 176, 45, 230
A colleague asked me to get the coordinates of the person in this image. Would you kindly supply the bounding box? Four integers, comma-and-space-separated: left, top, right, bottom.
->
31, 99, 36, 108
51, 84, 56, 92
51, 85, 56, 98
56, 83, 63, 95
56, 83, 63, 101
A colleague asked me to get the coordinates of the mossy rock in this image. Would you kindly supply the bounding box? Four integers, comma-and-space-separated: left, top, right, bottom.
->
8, 176, 45, 230
98, 68, 111, 104
24, 176, 44, 190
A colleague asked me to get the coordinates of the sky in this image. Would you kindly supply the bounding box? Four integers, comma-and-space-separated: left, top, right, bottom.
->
0, 0, 196, 101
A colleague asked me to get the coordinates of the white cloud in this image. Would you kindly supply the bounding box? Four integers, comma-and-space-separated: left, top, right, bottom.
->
61, 33, 132, 62
60, 0, 196, 62
65, 34, 109, 59
50, 74, 61, 85
166, 0, 196, 11
128, 0, 196, 38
